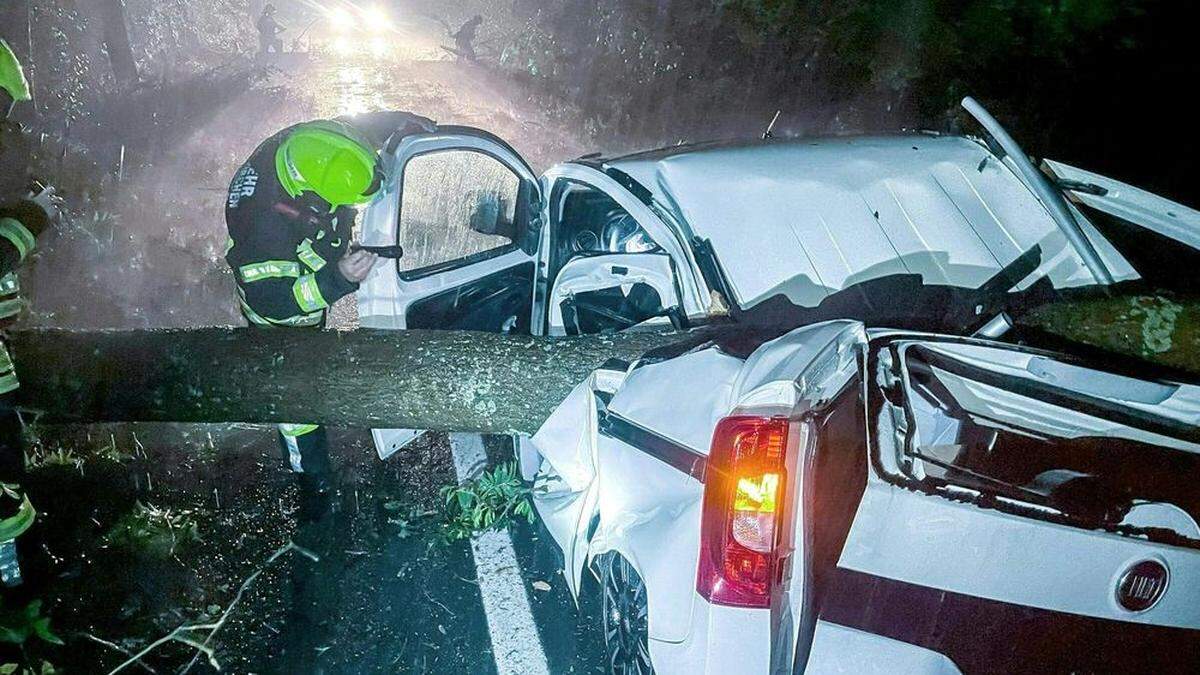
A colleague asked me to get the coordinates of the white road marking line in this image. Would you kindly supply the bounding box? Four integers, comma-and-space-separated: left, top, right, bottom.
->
449, 433, 550, 675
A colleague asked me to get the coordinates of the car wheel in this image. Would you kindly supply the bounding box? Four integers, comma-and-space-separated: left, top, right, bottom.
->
599, 552, 654, 675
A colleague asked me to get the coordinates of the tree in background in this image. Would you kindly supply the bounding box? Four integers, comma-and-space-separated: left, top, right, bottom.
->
497, 0, 1197, 204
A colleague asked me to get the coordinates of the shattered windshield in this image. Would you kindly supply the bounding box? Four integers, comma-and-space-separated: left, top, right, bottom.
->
870, 338, 1200, 548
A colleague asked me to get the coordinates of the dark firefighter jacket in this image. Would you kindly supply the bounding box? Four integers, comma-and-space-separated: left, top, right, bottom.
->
224, 111, 433, 327
0, 120, 48, 322
0, 201, 43, 394
1, 121, 50, 395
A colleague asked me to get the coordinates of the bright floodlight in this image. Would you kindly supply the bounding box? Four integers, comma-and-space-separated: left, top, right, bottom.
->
328, 7, 356, 31
332, 36, 354, 56
364, 5, 392, 32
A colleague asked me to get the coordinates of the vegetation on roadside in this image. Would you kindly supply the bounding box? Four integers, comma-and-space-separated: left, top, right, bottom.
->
103, 501, 201, 559
440, 462, 535, 539
0, 598, 61, 675
428, 0, 1198, 206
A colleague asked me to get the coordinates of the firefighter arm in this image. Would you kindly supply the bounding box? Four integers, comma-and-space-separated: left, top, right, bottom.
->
232, 223, 357, 323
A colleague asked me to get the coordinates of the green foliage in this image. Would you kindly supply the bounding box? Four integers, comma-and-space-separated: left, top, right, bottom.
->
0, 599, 63, 648
0, 601, 59, 675
104, 501, 200, 559
25, 433, 134, 474
23, 447, 83, 474
0, 662, 58, 675
439, 462, 535, 540
497, 0, 1152, 147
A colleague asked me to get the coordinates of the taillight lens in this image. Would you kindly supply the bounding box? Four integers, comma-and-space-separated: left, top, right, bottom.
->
697, 416, 789, 608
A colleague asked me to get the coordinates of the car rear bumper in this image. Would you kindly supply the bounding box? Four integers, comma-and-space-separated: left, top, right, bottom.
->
802, 621, 962, 674
646, 601, 963, 675
647, 599, 772, 675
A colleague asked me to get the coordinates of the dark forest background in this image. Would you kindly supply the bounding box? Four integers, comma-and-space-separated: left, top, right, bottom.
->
3, 0, 1200, 205
495, 0, 1200, 205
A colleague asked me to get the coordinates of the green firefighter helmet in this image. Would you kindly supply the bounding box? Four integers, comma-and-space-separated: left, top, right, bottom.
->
275, 120, 381, 210
0, 40, 32, 104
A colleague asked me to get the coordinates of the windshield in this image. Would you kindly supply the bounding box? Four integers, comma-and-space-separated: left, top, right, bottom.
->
868, 336, 1200, 548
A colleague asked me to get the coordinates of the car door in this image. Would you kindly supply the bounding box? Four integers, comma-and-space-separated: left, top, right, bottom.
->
547, 252, 684, 336
357, 125, 543, 333
1043, 159, 1200, 289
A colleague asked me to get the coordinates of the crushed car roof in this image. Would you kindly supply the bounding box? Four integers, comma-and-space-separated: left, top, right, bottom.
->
603, 135, 1133, 308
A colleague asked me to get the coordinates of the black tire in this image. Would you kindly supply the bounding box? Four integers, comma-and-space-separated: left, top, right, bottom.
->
598, 552, 655, 675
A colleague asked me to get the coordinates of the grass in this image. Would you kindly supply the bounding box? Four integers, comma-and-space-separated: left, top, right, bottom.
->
103, 502, 201, 559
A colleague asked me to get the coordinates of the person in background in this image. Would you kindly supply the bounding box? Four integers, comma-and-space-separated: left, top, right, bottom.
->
452, 15, 483, 62
256, 3, 286, 57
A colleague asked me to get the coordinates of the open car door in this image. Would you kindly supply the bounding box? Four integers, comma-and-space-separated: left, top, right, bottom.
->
1044, 159, 1200, 288
356, 126, 541, 459
357, 125, 542, 333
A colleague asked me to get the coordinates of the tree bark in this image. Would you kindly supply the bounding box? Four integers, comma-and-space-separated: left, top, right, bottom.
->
98, 0, 138, 86
7, 328, 686, 434
6, 296, 1195, 435
1021, 294, 1199, 375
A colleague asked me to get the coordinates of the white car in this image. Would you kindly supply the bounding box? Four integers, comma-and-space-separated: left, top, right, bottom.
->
357, 99, 1200, 673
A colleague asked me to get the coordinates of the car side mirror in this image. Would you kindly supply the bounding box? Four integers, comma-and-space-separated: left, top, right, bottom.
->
469, 191, 516, 239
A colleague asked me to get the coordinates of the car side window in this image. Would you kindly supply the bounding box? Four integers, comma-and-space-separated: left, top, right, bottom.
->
397, 149, 521, 277
549, 181, 662, 274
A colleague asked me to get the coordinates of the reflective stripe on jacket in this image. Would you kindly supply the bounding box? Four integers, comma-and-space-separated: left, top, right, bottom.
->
224, 123, 360, 328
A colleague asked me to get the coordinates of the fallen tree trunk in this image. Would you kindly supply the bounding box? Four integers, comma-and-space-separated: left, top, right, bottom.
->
9, 328, 684, 435
8, 295, 1197, 435
1021, 294, 1199, 375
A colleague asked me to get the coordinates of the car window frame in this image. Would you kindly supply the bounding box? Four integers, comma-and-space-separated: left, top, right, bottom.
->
393, 146, 530, 282
538, 164, 710, 324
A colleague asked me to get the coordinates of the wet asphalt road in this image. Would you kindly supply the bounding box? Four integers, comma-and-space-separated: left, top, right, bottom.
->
269, 431, 609, 674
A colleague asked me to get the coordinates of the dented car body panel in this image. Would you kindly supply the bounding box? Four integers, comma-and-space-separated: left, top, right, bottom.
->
605, 135, 1139, 308
357, 114, 1200, 672
529, 323, 1200, 673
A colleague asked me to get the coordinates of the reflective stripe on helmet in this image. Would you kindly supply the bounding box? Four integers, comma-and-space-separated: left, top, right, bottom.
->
292, 274, 328, 312
239, 260, 300, 282
0, 218, 35, 261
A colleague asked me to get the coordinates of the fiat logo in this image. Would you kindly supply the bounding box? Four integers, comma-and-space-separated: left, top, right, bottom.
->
1116, 560, 1169, 612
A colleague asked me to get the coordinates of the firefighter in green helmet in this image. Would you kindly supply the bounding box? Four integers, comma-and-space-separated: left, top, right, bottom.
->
225, 111, 434, 520
0, 39, 62, 586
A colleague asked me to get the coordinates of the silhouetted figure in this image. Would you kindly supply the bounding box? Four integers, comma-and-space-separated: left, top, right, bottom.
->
256, 4, 285, 57
452, 15, 483, 62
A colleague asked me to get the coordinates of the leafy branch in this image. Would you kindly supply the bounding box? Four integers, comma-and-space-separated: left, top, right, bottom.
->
440, 462, 535, 540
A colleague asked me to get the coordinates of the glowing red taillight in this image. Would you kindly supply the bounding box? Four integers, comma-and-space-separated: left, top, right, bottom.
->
697, 416, 789, 608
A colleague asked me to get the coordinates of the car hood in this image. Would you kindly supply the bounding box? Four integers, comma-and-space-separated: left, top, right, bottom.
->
608, 135, 1135, 309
